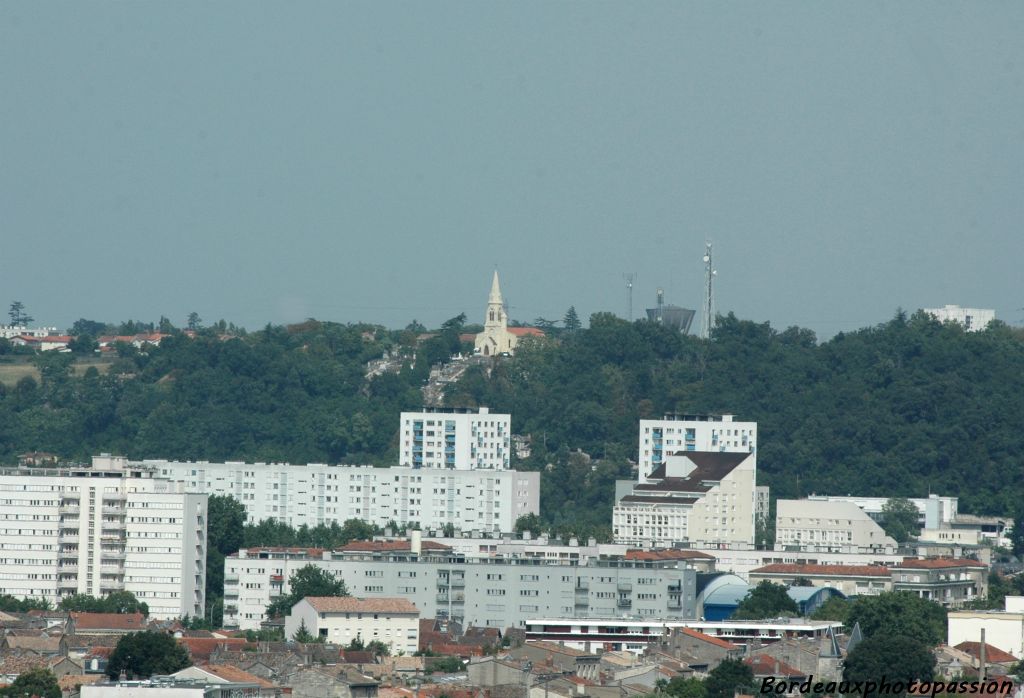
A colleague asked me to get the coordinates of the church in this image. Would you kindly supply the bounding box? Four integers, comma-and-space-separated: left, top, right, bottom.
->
473, 271, 544, 357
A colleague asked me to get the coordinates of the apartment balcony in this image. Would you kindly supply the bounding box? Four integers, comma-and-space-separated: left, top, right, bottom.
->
224, 605, 238, 615
103, 493, 127, 502
437, 593, 449, 603
450, 577, 465, 587
452, 592, 465, 604
270, 574, 283, 583
58, 577, 79, 589
575, 580, 589, 592
617, 582, 632, 592
667, 598, 682, 609
224, 590, 239, 599
102, 505, 126, 515
574, 596, 588, 607
60, 534, 80, 544
617, 598, 632, 609
59, 504, 80, 515
225, 574, 239, 583
101, 551, 126, 560
59, 563, 79, 573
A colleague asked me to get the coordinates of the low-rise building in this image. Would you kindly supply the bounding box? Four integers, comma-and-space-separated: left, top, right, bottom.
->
637, 415, 757, 483
748, 563, 892, 597
890, 558, 987, 606
775, 500, 898, 554
284, 597, 420, 654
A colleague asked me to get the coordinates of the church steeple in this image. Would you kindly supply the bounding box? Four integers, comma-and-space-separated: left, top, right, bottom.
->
488, 270, 503, 305
485, 271, 506, 328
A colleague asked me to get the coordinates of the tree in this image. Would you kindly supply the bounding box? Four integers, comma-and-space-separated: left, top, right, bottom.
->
732, 581, 798, 620
425, 656, 464, 673
704, 659, 756, 698
59, 591, 148, 616
882, 497, 920, 543
70, 319, 109, 337
266, 564, 348, 619
514, 513, 544, 535
563, 306, 581, 332
843, 635, 935, 696
107, 631, 191, 678
187, 312, 202, 331
810, 596, 850, 623
367, 639, 391, 656
846, 592, 947, 646
0, 667, 60, 698
791, 577, 814, 587
208, 495, 246, 556
662, 677, 707, 698
8, 301, 33, 326
292, 619, 317, 643
0, 594, 51, 612
68, 334, 99, 355
1011, 507, 1024, 558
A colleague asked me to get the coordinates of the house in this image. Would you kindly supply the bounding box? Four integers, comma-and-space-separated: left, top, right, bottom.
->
177, 637, 253, 663
512, 641, 600, 680
68, 613, 147, 635
744, 654, 807, 682
662, 628, 743, 672
284, 597, 420, 654
171, 664, 283, 698
0, 634, 65, 656
284, 665, 379, 698
748, 563, 892, 597
891, 558, 988, 607
953, 642, 1019, 672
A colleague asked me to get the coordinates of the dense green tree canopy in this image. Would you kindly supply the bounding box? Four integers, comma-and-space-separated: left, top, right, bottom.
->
60, 591, 148, 615
881, 497, 921, 543
704, 659, 756, 698
0, 668, 60, 698
107, 631, 191, 679
731, 581, 799, 620
846, 592, 947, 646
843, 636, 935, 696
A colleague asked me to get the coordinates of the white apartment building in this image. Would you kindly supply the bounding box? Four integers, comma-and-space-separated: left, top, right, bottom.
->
223, 539, 699, 631
0, 325, 58, 339
805, 494, 958, 529
0, 455, 207, 620
285, 596, 420, 653
775, 500, 898, 554
923, 305, 996, 332
399, 407, 511, 470
638, 415, 756, 482
144, 459, 538, 534
613, 451, 757, 549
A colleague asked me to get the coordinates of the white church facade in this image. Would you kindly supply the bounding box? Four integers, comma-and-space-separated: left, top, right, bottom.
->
473, 271, 543, 356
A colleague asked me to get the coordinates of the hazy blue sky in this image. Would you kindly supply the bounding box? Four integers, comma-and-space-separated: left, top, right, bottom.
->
3, 2, 1022, 337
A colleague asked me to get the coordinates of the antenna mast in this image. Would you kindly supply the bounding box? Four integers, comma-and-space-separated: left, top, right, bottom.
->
700, 243, 716, 339
623, 273, 636, 321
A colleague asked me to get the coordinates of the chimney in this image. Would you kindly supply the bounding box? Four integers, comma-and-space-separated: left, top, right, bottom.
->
979, 629, 986, 682
411, 530, 422, 555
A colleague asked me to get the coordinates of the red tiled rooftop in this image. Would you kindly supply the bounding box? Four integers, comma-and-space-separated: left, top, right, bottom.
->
751, 563, 891, 577
677, 628, 741, 651
340, 540, 451, 553
953, 642, 1018, 664
70, 612, 146, 630
178, 637, 252, 661
895, 558, 986, 569
508, 327, 546, 338
625, 549, 716, 561
745, 655, 806, 678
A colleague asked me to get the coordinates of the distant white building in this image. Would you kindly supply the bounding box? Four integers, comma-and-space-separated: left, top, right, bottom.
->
0, 325, 58, 339
146, 459, 538, 534
0, 455, 207, 619
805, 494, 958, 529
285, 596, 420, 653
613, 451, 757, 548
775, 500, 898, 554
638, 415, 756, 483
948, 596, 1024, 659
923, 305, 995, 332
399, 407, 511, 470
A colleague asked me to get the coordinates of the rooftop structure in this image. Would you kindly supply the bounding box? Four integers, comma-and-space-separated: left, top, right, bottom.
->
923, 305, 995, 332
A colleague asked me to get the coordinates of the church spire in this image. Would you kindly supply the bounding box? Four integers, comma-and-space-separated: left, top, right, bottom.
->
489, 270, 503, 305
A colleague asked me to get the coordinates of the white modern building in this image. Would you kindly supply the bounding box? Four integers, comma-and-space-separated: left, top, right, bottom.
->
923, 305, 996, 332
399, 407, 511, 470
775, 500, 898, 554
613, 451, 757, 548
144, 459, 538, 534
223, 537, 699, 631
948, 597, 1024, 659
638, 415, 756, 482
805, 494, 958, 529
284, 596, 420, 653
0, 325, 58, 339
0, 455, 207, 620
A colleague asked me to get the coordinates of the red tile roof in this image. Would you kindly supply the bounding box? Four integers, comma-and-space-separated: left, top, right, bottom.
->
895, 558, 986, 569
751, 563, 891, 577
199, 664, 277, 688
744, 655, 806, 678
340, 540, 450, 553
70, 612, 146, 631
304, 597, 419, 614
953, 642, 1018, 664
625, 549, 715, 561
508, 327, 545, 338
677, 628, 740, 651
178, 637, 252, 661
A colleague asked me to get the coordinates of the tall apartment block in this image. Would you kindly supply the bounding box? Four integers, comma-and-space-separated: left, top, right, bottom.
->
145, 460, 539, 534
638, 414, 757, 482
0, 455, 207, 619
399, 407, 511, 470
